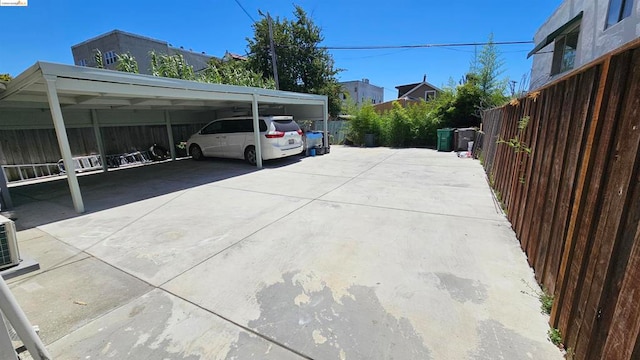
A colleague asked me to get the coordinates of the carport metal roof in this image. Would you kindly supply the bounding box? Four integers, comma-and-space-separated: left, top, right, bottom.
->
0, 62, 329, 213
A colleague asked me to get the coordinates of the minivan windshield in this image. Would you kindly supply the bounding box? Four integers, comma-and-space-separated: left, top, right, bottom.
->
273, 120, 300, 132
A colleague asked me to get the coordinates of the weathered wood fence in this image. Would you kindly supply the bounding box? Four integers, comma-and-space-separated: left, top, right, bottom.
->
0, 123, 206, 182
481, 40, 640, 360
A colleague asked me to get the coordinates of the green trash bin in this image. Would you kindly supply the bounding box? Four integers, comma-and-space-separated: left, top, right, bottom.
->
437, 128, 454, 152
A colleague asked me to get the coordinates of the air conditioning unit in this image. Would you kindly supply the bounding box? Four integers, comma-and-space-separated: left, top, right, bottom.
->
0, 215, 19, 270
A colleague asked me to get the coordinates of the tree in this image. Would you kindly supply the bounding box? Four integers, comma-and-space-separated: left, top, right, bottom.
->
0, 74, 11, 82
247, 5, 342, 116
470, 33, 508, 107
93, 49, 104, 69
200, 58, 275, 88
149, 51, 195, 80
116, 52, 139, 73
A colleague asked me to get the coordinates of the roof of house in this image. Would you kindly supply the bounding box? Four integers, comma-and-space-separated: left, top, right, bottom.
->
71, 29, 167, 49
224, 51, 248, 61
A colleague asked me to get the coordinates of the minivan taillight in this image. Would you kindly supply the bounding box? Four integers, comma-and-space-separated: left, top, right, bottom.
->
297, 129, 303, 136
265, 131, 285, 138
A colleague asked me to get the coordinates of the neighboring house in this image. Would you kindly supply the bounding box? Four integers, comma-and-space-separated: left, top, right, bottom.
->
395, 76, 441, 100
373, 76, 441, 113
339, 79, 384, 106
71, 30, 217, 74
223, 51, 248, 61
528, 0, 640, 89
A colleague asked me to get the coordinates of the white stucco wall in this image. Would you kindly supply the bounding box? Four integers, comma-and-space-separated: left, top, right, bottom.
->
530, 0, 640, 89
339, 80, 384, 106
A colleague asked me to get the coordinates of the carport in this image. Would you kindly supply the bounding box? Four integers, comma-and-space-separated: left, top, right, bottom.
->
0, 62, 328, 213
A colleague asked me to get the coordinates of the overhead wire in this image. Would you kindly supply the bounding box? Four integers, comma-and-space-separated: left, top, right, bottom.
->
321, 40, 533, 50
233, 0, 256, 22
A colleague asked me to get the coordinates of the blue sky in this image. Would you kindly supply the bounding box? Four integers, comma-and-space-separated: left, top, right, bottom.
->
0, 0, 560, 100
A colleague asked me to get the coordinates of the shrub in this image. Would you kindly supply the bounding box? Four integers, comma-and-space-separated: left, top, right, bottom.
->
347, 102, 380, 145
405, 100, 441, 147
383, 102, 412, 147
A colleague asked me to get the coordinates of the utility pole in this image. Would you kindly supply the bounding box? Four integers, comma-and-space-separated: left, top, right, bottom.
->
267, 13, 280, 90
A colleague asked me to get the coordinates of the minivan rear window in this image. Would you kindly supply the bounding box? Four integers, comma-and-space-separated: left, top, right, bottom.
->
273, 120, 300, 132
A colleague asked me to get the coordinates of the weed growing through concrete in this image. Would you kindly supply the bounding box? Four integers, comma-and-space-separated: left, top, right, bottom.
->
520, 279, 554, 315
493, 190, 507, 214
540, 289, 554, 315
548, 327, 562, 346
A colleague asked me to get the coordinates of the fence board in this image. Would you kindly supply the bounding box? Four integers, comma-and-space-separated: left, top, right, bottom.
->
534, 76, 575, 290
562, 51, 630, 352
552, 61, 606, 328
520, 89, 554, 258
515, 93, 545, 240
573, 49, 640, 359
542, 68, 597, 295
600, 215, 640, 359
508, 99, 533, 236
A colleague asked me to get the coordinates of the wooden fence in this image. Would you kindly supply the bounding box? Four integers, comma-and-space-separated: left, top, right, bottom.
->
480, 40, 640, 360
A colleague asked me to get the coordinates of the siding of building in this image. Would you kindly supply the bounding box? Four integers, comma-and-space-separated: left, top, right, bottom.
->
71, 30, 215, 75
339, 79, 384, 106
530, 0, 640, 89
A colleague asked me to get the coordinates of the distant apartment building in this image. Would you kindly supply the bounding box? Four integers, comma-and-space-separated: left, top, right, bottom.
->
528, 0, 640, 89
71, 30, 216, 74
339, 79, 384, 106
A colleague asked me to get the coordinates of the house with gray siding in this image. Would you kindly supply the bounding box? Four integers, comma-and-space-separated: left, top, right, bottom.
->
71, 30, 216, 74
339, 79, 384, 106
529, 0, 640, 89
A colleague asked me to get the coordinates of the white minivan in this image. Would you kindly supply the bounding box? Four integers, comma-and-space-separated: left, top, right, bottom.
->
186, 116, 304, 165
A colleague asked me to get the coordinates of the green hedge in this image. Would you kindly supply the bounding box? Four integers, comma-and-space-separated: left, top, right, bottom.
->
347, 100, 441, 147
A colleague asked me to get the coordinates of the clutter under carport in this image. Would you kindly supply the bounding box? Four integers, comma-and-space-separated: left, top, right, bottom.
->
305, 131, 327, 156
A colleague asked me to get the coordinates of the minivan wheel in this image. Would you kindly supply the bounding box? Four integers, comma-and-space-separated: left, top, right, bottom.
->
190, 144, 203, 161
244, 146, 257, 166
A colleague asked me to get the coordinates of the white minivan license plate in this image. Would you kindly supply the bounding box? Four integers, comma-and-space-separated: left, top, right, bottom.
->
288, 139, 294, 144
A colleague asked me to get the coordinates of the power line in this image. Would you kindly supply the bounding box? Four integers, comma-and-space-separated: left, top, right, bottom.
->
322, 40, 534, 50
233, 0, 256, 22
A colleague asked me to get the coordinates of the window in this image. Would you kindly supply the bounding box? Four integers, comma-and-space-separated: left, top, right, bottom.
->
273, 119, 300, 132
104, 51, 117, 65
425, 90, 436, 100
201, 121, 223, 134
222, 120, 242, 133
78, 59, 87, 67
606, 0, 634, 28
551, 25, 580, 75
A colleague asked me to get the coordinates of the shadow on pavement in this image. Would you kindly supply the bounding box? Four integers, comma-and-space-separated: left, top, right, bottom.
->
7, 155, 303, 230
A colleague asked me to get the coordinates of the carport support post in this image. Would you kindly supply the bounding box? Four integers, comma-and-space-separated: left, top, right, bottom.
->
323, 101, 329, 151
252, 94, 263, 169
44, 75, 85, 213
0, 166, 13, 210
165, 111, 176, 160
91, 109, 108, 172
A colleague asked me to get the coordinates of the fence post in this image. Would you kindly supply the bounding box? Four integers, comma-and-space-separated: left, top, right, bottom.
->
165, 111, 176, 161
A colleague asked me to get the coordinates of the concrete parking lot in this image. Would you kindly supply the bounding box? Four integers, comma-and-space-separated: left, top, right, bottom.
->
6, 146, 562, 359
